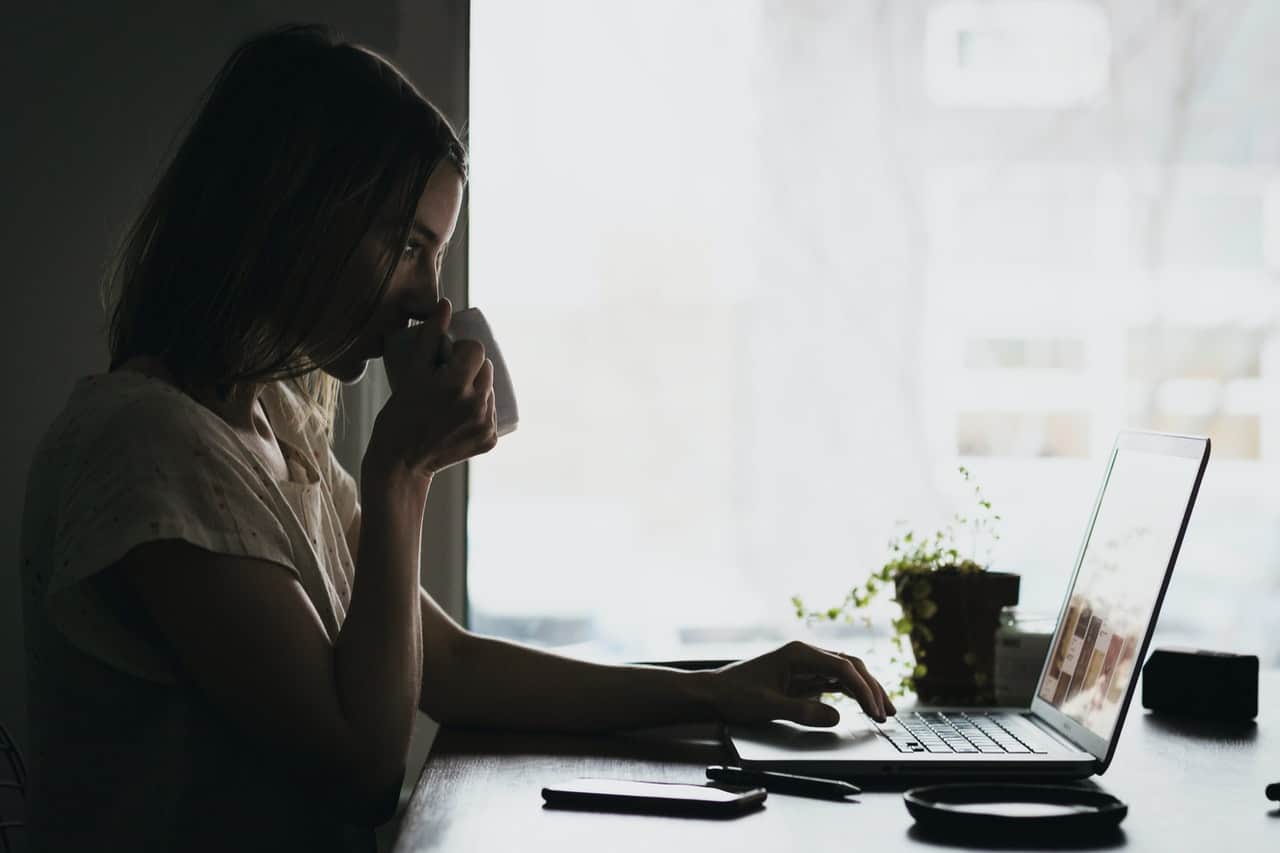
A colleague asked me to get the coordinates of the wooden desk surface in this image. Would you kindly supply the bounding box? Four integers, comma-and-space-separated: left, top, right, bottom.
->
394, 672, 1279, 852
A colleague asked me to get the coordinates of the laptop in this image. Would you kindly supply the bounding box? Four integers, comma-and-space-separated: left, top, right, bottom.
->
726, 430, 1211, 780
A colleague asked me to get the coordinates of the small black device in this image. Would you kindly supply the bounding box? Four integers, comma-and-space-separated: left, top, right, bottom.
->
1266, 782, 1279, 802
541, 778, 766, 817
1141, 647, 1258, 721
706, 766, 860, 799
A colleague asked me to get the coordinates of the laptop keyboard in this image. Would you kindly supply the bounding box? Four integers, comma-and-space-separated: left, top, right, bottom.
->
875, 711, 1049, 755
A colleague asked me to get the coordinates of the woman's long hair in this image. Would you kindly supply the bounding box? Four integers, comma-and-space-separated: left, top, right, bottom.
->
103, 23, 467, 438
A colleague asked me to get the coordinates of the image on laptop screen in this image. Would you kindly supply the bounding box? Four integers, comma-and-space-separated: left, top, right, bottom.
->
1036, 445, 1202, 742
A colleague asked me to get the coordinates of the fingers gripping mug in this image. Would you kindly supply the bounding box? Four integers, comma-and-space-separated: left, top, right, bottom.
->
383, 307, 519, 437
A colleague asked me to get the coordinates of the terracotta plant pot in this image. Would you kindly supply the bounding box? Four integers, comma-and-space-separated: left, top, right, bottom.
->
894, 570, 1020, 705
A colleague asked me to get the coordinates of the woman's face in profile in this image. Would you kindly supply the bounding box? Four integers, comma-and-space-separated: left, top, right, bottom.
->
324, 163, 465, 384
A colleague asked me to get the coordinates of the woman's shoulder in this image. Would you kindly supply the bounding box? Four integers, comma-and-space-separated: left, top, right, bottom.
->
71, 370, 226, 444
33, 370, 240, 484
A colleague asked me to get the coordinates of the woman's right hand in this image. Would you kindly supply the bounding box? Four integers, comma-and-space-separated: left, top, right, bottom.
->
365, 299, 498, 483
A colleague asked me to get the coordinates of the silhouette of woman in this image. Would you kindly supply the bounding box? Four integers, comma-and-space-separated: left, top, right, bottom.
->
20, 23, 893, 852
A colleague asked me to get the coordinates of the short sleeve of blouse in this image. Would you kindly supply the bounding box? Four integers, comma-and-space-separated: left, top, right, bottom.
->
47, 387, 300, 682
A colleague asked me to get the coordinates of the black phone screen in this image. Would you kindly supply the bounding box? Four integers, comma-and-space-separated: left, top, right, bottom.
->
542, 778, 766, 817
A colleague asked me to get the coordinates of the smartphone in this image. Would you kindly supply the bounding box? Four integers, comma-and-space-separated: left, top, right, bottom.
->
542, 778, 766, 817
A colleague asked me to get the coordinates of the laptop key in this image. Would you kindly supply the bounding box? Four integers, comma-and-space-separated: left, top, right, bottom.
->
892, 711, 1056, 756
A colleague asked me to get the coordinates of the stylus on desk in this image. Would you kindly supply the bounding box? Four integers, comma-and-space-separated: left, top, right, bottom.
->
706, 766, 860, 799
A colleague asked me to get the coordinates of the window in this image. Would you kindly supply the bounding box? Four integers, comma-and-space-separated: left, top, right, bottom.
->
924, 0, 1110, 108
467, 0, 1280, 668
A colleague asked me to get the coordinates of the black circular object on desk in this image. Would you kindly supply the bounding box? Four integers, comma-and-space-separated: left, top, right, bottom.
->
904, 783, 1127, 840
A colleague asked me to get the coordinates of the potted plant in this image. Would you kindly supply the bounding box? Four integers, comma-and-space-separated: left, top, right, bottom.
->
792, 467, 1018, 704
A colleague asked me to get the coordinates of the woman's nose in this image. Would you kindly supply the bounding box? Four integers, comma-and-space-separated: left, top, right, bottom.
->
402, 277, 439, 309
413, 279, 441, 311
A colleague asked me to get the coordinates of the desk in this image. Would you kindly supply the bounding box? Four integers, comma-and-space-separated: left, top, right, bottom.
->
394, 672, 1278, 851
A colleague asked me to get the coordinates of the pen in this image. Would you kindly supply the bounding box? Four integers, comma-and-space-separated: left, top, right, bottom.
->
1267, 782, 1279, 802
706, 765, 861, 799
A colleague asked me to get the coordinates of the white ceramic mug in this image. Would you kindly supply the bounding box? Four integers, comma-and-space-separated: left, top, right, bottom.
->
383, 306, 519, 437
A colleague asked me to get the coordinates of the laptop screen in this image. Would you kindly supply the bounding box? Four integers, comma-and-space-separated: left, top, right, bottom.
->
1035, 442, 1204, 745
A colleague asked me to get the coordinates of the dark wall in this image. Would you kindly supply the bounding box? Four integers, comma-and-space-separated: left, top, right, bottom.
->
0, 0, 402, 757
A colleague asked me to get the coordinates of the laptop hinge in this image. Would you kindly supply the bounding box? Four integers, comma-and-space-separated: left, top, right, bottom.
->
1024, 713, 1091, 755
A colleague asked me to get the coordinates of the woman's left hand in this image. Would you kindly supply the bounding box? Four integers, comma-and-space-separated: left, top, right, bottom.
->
706, 641, 896, 726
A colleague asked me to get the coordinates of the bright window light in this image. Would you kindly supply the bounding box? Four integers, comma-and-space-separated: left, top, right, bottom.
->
467, 0, 1280, 668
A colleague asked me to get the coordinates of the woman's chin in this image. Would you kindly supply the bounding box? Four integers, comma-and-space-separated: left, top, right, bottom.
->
323, 356, 370, 386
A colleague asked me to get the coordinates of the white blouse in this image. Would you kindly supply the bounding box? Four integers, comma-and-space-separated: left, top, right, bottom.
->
20, 370, 372, 852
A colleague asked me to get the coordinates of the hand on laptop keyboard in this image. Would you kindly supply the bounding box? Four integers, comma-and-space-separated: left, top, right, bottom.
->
706, 641, 897, 725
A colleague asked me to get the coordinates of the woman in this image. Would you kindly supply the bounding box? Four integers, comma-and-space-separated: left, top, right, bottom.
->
19, 24, 893, 852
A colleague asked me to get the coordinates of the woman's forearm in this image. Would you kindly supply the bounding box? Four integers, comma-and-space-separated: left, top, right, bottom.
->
430, 632, 717, 732
332, 466, 428, 795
